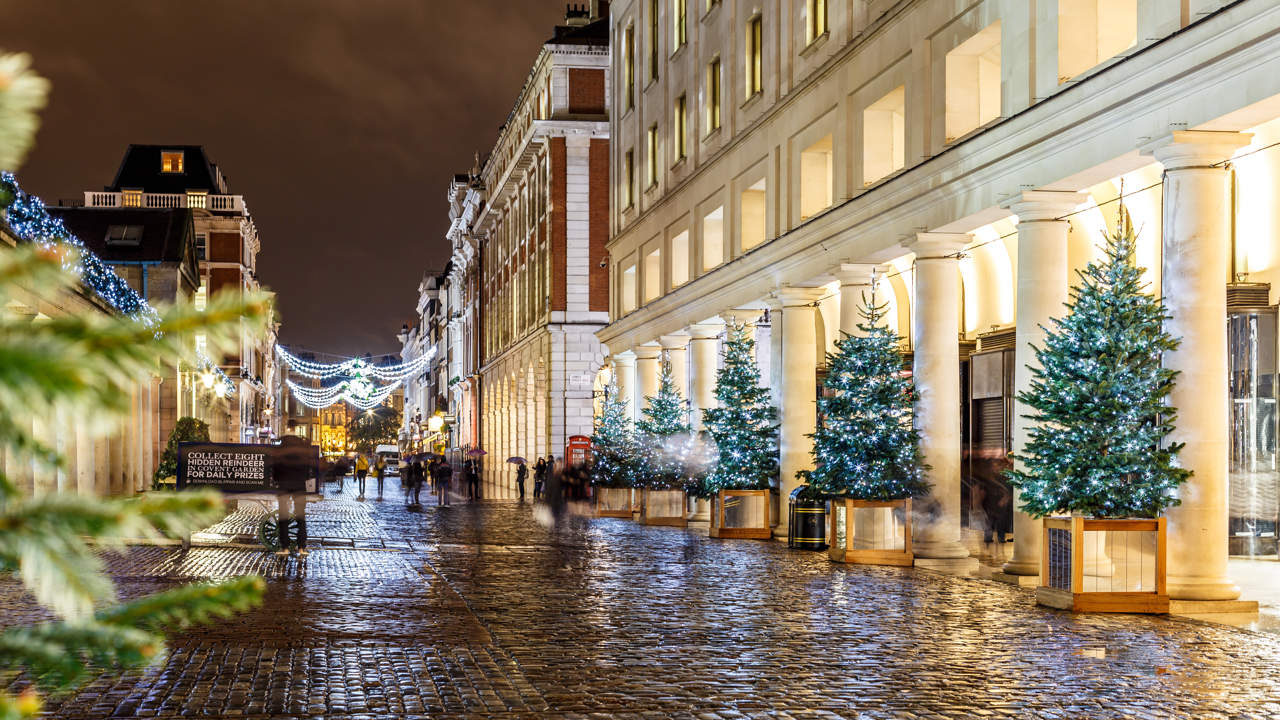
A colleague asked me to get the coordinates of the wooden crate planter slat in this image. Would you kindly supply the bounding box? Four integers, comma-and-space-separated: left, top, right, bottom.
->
642, 489, 688, 527
827, 498, 913, 566
709, 489, 775, 539
1036, 516, 1168, 614
594, 487, 634, 518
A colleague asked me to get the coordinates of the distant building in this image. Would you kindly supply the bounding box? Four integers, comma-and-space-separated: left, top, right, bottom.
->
49, 205, 202, 451
433, 4, 611, 497
399, 266, 451, 455
81, 145, 272, 443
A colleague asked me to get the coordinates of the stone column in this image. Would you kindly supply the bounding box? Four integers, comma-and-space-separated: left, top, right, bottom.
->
833, 264, 878, 336
1144, 130, 1252, 601
774, 287, 825, 539
31, 415, 56, 496
75, 419, 95, 495
721, 308, 763, 342
613, 351, 637, 422
909, 233, 975, 568
999, 190, 1088, 580
634, 344, 663, 416
659, 334, 691, 400
687, 323, 723, 523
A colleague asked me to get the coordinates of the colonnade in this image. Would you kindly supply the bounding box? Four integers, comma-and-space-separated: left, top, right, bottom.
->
607, 131, 1248, 601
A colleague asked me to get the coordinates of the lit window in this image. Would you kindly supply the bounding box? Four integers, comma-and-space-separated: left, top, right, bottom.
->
673, 94, 687, 162
122, 189, 142, 207
647, 125, 659, 188
740, 178, 766, 250
624, 24, 636, 111
945, 22, 1002, 142
746, 16, 763, 98
186, 190, 208, 209
807, 0, 827, 44
702, 206, 724, 271
707, 58, 721, 131
105, 225, 143, 247
863, 86, 906, 185
624, 149, 636, 208
161, 151, 184, 173
649, 0, 660, 81
1058, 0, 1136, 83
673, 0, 687, 49
644, 247, 663, 302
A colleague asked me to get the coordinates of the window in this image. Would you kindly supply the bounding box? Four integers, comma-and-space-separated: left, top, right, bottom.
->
624, 24, 636, 110
623, 149, 636, 208
863, 85, 906, 185
647, 125, 659, 188
702, 206, 724, 270
122, 189, 142, 208
643, 247, 663, 302
740, 179, 766, 250
799, 134, 833, 220
807, 0, 827, 44
1058, 0, 1136, 83
673, 94, 687, 162
746, 16, 763, 98
195, 233, 207, 260
160, 151, 184, 173
105, 224, 143, 247
945, 22, 1002, 141
670, 230, 690, 286
707, 58, 722, 131
648, 0, 660, 81
620, 263, 638, 313
673, 0, 687, 49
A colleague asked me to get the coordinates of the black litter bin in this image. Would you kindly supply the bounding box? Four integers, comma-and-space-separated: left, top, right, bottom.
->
787, 486, 828, 551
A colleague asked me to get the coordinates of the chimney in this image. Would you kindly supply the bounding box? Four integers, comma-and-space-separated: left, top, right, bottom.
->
590, 0, 609, 20
565, 3, 589, 26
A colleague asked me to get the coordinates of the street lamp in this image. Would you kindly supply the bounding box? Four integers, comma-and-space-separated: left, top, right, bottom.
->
201, 371, 215, 389
427, 414, 445, 433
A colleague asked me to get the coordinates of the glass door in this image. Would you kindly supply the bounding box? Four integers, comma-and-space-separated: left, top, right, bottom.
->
1228, 309, 1279, 557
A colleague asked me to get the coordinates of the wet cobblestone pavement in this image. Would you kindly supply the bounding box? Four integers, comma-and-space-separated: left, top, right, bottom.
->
6, 480, 1280, 719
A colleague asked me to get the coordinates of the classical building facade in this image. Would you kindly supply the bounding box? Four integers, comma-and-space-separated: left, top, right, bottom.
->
399, 267, 451, 454
443, 6, 612, 498
601, 0, 1280, 605
83, 145, 272, 443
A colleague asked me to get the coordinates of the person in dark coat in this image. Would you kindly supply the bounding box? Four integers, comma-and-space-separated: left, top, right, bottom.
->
516, 461, 528, 500
436, 459, 453, 507
274, 435, 318, 558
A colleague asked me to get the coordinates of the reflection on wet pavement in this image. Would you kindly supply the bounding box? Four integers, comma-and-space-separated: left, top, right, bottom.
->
3, 480, 1279, 719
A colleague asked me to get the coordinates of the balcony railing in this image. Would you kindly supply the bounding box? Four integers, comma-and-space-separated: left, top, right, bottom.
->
84, 191, 245, 213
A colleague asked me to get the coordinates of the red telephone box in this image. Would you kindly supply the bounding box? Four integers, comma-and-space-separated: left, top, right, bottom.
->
566, 435, 591, 467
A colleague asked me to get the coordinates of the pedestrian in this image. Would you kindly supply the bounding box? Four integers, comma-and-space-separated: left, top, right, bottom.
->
374, 454, 387, 500
355, 452, 369, 500
516, 460, 528, 500
273, 435, 317, 558
406, 454, 424, 507
334, 456, 347, 493
533, 457, 546, 499
436, 458, 453, 507
467, 460, 480, 501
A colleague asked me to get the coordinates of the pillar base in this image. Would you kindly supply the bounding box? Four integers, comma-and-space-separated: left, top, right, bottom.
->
912, 540, 971, 559
1168, 599, 1259, 616
1001, 559, 1040, 576
991, 571, 1040, 588
914, 556, 979, 576
1168, 576, 1243, 602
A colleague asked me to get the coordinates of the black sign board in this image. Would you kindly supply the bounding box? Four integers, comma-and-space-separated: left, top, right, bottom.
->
177, 442, 319, 493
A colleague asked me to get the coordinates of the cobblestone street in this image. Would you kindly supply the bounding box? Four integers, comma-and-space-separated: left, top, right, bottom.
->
7, 480, 1280, 719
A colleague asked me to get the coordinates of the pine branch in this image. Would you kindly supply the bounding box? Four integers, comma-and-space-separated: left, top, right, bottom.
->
97, 576, 265, 630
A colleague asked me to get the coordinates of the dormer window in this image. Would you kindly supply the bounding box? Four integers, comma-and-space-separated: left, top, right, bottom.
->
105, 225, 143, 247
161, 151, 185, 173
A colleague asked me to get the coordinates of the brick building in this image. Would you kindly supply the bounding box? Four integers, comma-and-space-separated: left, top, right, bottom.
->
436, 3, 611, 497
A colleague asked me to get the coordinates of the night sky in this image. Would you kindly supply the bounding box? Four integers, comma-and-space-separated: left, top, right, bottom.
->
0, 0, 572, 356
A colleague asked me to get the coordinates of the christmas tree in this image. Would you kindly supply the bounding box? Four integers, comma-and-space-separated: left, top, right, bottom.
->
800, 294, 929, 500
1006, 213, 1191, 518
636, 354, 692, 490
590, 379, 638, 488
701, 322, 778, 493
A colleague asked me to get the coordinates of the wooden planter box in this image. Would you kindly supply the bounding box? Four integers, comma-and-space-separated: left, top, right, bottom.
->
642, 489, 687, 527
709, 489, 776, 539
594, 487, 634, 518
827, 498, 913, 566
1037, 517, 1168, 614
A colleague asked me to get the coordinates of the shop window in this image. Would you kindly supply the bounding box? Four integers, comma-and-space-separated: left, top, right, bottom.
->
945, 21, 1001, 142
702, 205, 724, 271
670, 230, 690, 287
1058, 0, 1136, 83
800, 133, 833, 220
643, 247, 663, 302
863, 85, 905, 185
740, 178, 766, 251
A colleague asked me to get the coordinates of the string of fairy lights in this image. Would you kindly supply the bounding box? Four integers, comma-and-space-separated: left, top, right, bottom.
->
277, 344, 436, 410
0, 172, 237, 394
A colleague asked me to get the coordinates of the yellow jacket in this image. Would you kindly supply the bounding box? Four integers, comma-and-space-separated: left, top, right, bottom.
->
355, 455, 369, 471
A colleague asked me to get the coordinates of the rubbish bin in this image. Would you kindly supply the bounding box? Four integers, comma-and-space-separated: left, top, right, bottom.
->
787, 486, 828, 551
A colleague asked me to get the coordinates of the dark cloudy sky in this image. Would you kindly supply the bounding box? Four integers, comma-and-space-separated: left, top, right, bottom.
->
0, 0, 571, 355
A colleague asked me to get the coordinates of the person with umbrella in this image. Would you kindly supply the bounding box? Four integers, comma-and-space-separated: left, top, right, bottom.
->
513, 457, 528, 500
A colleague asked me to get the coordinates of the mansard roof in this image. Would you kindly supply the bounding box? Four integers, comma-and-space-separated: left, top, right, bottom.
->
105, 144, 227, 194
